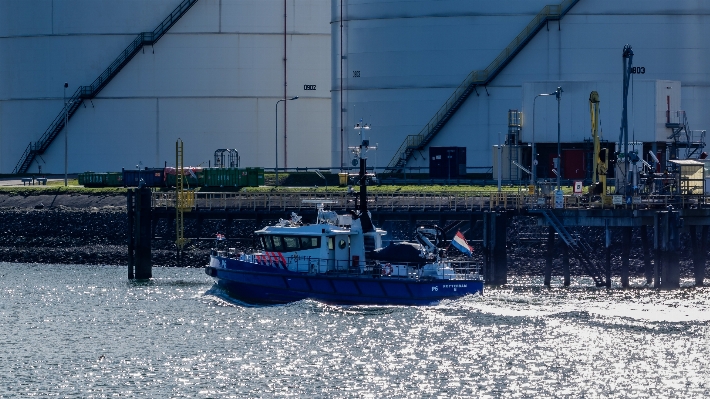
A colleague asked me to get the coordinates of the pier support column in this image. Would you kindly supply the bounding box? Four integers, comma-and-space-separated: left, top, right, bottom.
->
127, 190, 135, 279
492, 212, 508, 285
700, 226, 708, 286
483, 212, 492, 283
562, 244, 570, 287
605, 224, 612, 287
621, 227, 631, 288
131, 188, 153, 280
690, 225, 707, 287
545, 226, 555, 286
655, 211, 680, 289
483, 212, 507, 285
641, 225, 652, 285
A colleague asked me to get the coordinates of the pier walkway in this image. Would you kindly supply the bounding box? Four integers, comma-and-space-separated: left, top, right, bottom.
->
127, 189, 709, 289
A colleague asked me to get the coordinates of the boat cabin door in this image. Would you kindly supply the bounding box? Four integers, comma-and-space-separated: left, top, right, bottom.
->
329, 235, 349, 272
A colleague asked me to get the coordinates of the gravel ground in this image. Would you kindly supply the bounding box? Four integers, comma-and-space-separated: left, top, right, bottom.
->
0, 193, 705, 281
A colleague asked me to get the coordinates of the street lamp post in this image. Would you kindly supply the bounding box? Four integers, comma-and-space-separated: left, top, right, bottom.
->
531, 87, 563, 189
555, 86, 563, 191
64, 82, 68, 187
275, 96, 298, 186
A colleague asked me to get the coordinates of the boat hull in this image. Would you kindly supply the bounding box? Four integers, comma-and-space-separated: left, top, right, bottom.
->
206, 256, 483, 306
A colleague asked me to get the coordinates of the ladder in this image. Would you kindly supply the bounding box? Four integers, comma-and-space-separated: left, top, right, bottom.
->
13, 0, 200, 174
386, 0, 581, 173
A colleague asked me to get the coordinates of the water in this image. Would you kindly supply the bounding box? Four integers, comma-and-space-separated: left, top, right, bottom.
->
1, 263, 708, 398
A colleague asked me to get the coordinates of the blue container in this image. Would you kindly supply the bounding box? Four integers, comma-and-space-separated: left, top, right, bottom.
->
123, 167, 165, 187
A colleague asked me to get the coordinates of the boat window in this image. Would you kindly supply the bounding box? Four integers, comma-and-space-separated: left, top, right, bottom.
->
272, 235, 284, 252
300, 236, 320, 249
262, 235, 273, 251
328, 237, 335, 250
283, 236, 300, 251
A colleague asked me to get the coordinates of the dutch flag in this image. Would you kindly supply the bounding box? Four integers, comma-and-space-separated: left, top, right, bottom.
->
451, 230, 473, 257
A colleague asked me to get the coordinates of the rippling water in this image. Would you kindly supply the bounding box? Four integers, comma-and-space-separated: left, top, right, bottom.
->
0, 263, 708, 398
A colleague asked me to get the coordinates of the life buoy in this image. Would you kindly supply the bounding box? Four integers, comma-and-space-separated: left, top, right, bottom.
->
381, 263, 392, 276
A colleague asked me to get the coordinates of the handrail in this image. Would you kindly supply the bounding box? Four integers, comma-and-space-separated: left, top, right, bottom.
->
386, 0, 580, 171
13, 0, 200, 174
151, 190, 705, 212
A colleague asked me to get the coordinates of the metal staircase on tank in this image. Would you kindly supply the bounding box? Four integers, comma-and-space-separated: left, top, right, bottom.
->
13, 0, 200, 174
386, 0, 581, 173
666, 110, 706, 159
531, 209, 608, 286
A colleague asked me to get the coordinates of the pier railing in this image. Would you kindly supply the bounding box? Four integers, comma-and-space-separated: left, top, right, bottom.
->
152, 191, 708, 212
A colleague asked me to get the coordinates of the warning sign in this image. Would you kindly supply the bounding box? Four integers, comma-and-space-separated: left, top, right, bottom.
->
573, 181, 583, 194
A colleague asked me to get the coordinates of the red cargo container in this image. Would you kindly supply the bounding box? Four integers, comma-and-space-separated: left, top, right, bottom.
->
563, 149, 586, 179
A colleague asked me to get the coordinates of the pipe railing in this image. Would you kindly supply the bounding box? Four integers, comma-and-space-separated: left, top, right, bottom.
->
152, 190, 706, 212
386, 0, 580, 170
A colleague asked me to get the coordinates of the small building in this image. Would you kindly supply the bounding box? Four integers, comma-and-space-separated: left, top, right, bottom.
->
669, 159, 704, 194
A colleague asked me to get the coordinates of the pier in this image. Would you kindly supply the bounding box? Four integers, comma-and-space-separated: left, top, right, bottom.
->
128, 190, 709, 287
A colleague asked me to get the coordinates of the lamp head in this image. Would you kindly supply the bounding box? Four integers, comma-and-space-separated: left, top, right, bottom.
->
64, 82, 68, 88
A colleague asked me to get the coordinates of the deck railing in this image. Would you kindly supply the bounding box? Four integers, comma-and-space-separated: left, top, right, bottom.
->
214, 251, 481, 280
153, 190, 710, 212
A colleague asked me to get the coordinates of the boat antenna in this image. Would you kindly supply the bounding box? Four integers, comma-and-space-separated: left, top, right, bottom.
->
354, 121, 374, 233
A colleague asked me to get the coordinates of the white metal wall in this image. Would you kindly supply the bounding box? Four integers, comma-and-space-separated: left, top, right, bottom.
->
0, 0, 331, 174
331, 0, 710, 170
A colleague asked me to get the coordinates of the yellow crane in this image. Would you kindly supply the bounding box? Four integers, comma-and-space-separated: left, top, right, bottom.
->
589, 91, 608, 198
175, 138, 194, 251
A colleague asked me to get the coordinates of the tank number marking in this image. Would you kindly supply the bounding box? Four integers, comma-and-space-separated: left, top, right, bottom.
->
431, 286, 438, 291
304, 85, 316, 90
631, 67, 646, 74
353, 71, 360, 78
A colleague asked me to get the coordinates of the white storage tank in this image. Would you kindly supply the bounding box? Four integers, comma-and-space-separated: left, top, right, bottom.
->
331, 0, 710, 172
0, 0, 331, 173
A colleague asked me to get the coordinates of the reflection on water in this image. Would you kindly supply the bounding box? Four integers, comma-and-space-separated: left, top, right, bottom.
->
0, 263, 708, 398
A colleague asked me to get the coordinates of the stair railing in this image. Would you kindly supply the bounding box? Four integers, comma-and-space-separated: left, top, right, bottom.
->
13, 0, 199, 174
386, 0, 580, 171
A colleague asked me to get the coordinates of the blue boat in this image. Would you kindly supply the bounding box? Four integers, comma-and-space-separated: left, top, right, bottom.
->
205, 136, 483, 305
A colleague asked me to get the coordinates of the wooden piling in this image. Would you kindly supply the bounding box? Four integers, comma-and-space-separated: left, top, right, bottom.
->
562, 244, 570, 287
483, 212, 492, 283
699, 226, 708, 286
127, 189, 135, 279
621, 227, 631, 288
605, 225, 612, 287
545, 226, 554, 286
656, 211, 680, 289
641, 225, 652, 285
132, 188, 153, 279
492, 212, 508, 285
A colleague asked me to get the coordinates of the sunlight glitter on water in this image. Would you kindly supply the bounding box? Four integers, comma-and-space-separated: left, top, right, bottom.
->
1, 263, 709, 398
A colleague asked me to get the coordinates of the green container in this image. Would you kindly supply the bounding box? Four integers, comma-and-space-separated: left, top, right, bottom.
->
236, 168, 248, 186
83, 172, 106, 187
203, 168, 216, 187
105, 172, 123, 186
78, 172, 89, 186
246, 167, 258, 187
256, 167, 264, 186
